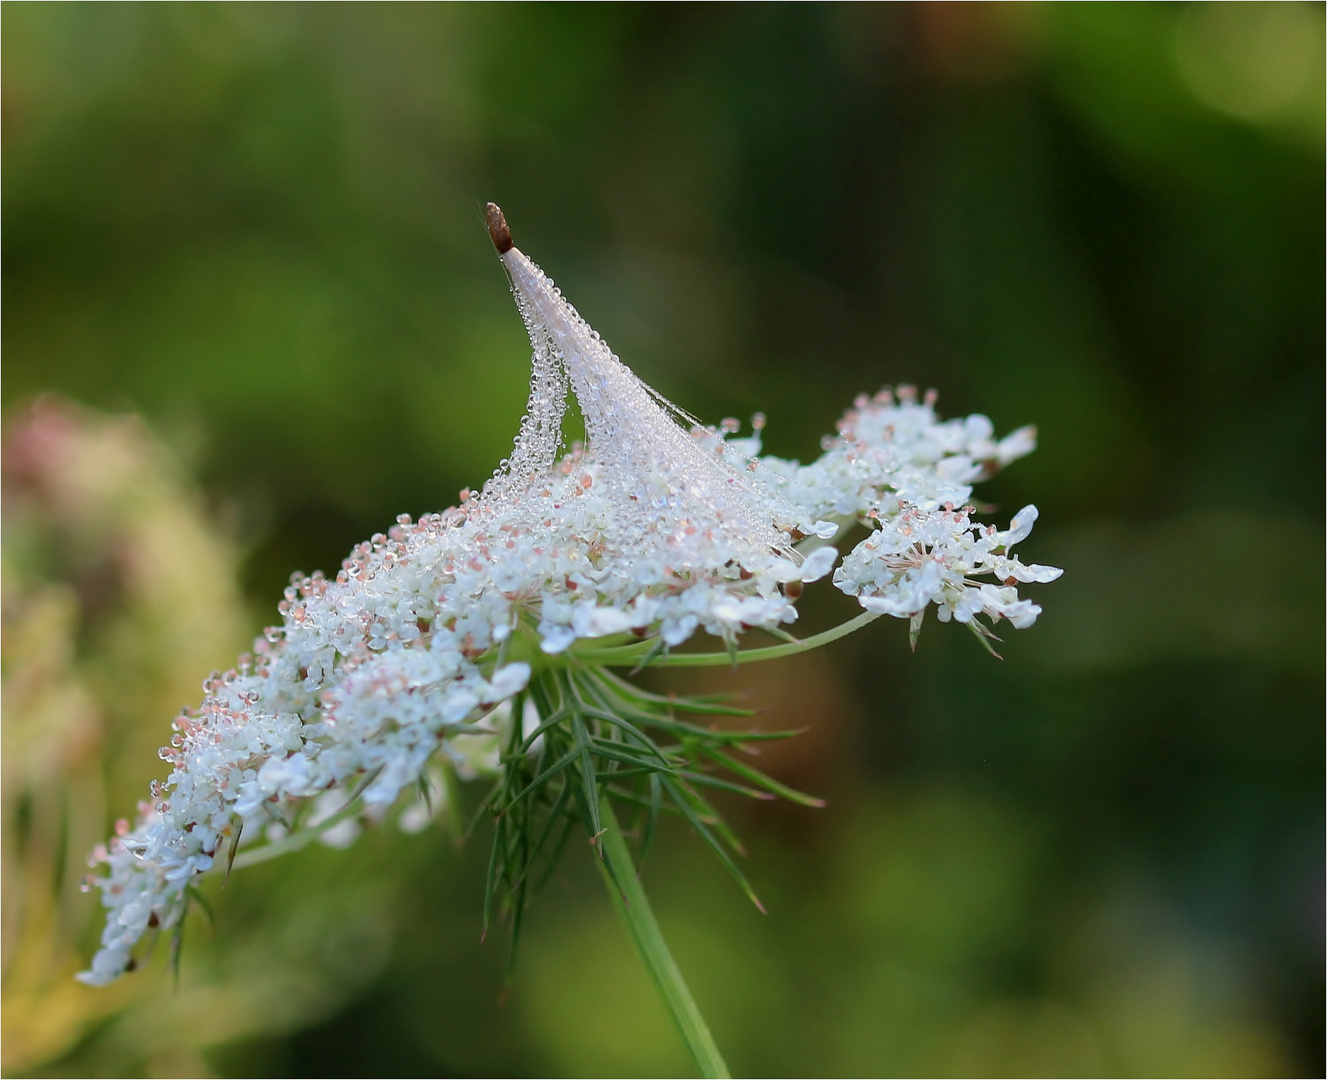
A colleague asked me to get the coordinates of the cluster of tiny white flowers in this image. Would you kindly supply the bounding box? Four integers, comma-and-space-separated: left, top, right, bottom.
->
748, 387, 1062, 632
834, 502, 1062, 629
757, 386, 1038, 525
79, 215, 1060, 985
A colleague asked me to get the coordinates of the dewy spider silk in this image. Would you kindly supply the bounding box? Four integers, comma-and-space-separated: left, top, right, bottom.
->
79, 203, 1061, 987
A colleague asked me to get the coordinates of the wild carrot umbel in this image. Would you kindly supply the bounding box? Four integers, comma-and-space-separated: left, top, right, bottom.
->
80, 203, 1060, 1074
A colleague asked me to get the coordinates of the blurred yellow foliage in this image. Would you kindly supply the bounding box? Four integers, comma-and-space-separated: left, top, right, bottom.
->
2, 399, 249, 1073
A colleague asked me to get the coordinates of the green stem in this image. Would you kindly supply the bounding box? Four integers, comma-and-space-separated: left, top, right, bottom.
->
595, 797, 731, 1079
228, 798, 362, 872
576, 609, 882, 669
229, 766, 383, 873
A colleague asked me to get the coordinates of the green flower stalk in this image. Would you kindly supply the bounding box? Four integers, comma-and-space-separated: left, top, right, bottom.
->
79, 203, 1061, 1075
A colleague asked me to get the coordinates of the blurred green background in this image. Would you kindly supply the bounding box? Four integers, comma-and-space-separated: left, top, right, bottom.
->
3, 3, 1323, 1077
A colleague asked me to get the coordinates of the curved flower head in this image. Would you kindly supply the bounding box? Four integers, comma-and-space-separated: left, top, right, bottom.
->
79, 204, 1061, 985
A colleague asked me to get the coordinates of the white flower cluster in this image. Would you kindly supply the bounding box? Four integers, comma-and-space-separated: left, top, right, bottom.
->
835, 501, 1062, 632
754, 386, 1063, 635
764, 385, 1038, 523
79, 207, 1059, 985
